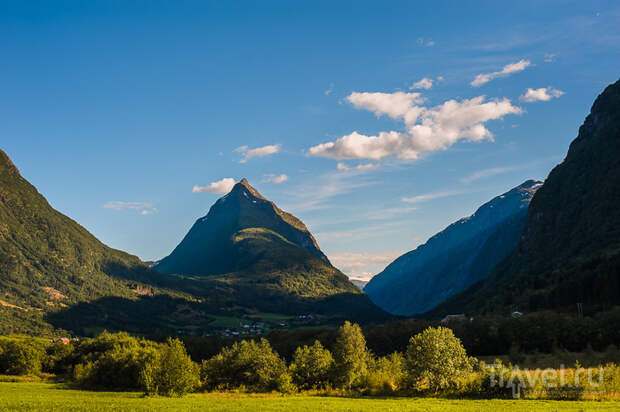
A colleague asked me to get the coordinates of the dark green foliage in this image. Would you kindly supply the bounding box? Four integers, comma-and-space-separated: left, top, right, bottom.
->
43, 341, 75, 375
432, 79, 620, 315
405, 326, 472, 392
332, 321, 371, 389
71, 332, 162, 390
141, 338, 200, 397
201, 338, 287, 392
0, 339, 44, 375
289, 340, 334, 389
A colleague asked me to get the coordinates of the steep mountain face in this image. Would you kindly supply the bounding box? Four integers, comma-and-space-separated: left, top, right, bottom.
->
430, 79, 620, 316
365, 180, 541, 315
0, 149, 177, 333
155, 179, 387, 319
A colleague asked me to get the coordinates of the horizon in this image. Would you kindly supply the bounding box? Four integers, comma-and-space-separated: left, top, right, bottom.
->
2, 1, 620, 281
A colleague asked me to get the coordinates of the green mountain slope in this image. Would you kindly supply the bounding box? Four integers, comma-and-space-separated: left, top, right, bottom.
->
429, 78, 620, 316
365, 180, 540, 315
154, 179, 387, 320
0, 149, 191, 333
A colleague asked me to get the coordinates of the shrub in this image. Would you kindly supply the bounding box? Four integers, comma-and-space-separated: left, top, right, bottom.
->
140, 338, 199, 397
0, 339, 44, 375
289, 340, 334, 389
332, 321, 371, 390
360, 352, 405, 395
71, 332, 161, 390
405, 326, 472, 393
276, 372, 297, 394
201, 339, 286, 392
43, 341, 75, 375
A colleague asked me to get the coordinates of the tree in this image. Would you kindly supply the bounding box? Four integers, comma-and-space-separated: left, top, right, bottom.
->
201, 339, 286, 392
71, 331, 161, 390
332, 321, 371, 389
405, 326, 472, 392
0, 339, 43, 375
141, 338, 200, 397
289, 340, 334, 389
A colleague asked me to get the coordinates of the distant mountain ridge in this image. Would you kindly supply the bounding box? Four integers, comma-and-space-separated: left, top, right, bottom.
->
365, 180, 541, 315
429, 78, 620, 316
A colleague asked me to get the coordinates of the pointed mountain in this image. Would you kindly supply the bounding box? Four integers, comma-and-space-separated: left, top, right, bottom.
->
155, 179, 328, 276
155, 179, 388, 320
365, 180, 541, 315
430, 78, 620, 316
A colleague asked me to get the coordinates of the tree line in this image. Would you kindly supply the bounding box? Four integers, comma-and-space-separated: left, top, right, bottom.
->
0, 324, 475, 396
2, 321, 620, 399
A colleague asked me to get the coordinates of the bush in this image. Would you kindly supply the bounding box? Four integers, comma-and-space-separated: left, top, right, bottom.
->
201, 339, 286, 392
43, 341, 75, 375
71, 332, 161, 390
332, 321, 371, 390
140, 338, 199, 397
360, 352, 405, 395
406, 326, 472, 393
0, 339, 44, 375
276, 372, 297, 394
289, 340, 334, 390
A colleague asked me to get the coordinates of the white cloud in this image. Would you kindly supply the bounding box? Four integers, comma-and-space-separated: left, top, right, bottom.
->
308, 93, 521, 161
337, 162, 378, 172
470, 59, 531, 87
520, 87, 565, 102
364, 206, 416, 220
263, 173, 289, 184
103, 201, 157, 215
324, 83, 334, 96
234, 144, 281, 163
329, 251, 402, 280
402, 190, 464, 204
410, 77, 433, 90
436, 75, 444, 82
282, 171, 376, 212
460, 166, 517, 184
461, 155, 563, 184
416, 37, 435, 47
192, 177, 236, 194
347, 91, 425, 121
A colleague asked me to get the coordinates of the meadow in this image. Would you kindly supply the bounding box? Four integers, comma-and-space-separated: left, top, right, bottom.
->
1, 382, 619, 412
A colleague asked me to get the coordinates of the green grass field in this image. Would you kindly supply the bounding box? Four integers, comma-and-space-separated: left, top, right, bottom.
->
1, 382, 619, 411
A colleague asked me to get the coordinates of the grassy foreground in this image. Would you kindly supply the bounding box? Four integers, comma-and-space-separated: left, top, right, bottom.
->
1, 383, 619, 411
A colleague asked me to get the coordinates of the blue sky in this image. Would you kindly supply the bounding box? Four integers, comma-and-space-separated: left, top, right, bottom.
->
2, 1, 619, 280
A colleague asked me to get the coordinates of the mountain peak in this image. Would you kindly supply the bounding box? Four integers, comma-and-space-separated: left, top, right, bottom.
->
232, 178, 266, 200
